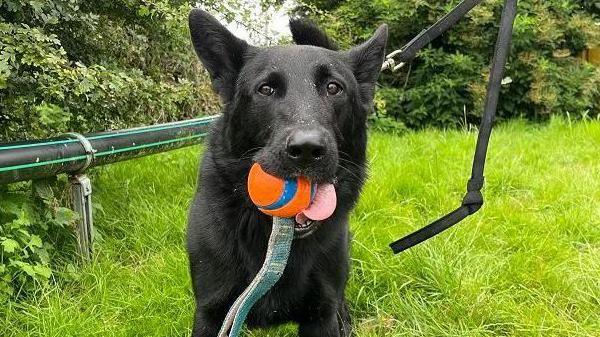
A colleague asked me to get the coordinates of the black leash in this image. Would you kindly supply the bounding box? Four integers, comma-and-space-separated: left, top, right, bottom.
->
381, 0, 484, 72
383, 0, 519, 254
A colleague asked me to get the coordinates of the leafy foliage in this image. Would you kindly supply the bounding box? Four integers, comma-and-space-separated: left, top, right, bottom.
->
0, 0, 221, 141
0, 180, 77, 300
298, 0, 600, 128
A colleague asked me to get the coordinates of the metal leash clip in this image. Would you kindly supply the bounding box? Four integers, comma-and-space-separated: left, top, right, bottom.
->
381, 49, 407, 72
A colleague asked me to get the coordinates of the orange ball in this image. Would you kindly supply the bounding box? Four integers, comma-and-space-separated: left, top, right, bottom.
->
247, 163, 314, 218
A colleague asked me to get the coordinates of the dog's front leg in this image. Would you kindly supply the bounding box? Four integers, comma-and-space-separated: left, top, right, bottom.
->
298, 314, 340, 337
298, 298, 353, 337
337, 298, 353, 337
298, 302, 352, 337
191, 308, 223, 337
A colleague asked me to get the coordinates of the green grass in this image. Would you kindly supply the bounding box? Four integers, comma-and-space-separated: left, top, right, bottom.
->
3, 118, 599, 336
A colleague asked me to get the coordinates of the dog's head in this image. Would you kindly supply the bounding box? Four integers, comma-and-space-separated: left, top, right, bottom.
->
189, 9, 387, 184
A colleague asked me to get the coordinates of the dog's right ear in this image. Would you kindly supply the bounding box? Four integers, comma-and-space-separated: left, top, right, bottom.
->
189, 9, 252, 100
289, 18, 338, 51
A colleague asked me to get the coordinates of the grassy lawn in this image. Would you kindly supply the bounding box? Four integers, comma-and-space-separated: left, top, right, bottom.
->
2, 118, 599, 336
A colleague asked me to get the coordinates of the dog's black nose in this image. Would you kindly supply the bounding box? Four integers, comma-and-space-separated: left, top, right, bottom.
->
286, 129, 327, 165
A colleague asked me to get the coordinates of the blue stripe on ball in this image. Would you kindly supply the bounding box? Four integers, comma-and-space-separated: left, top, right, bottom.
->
263, 179, 297, 210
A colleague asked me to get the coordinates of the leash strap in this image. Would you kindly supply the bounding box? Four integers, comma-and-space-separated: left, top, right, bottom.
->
382, 0, 484, 71
388, 0, 519, 254
218, 217, 295, 337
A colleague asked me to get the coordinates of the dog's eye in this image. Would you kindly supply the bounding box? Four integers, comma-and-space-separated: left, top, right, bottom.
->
258, 84, 275, 96
326, 82, 342, 96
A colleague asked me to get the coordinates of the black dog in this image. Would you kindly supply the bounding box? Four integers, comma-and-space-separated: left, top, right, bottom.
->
186, 9, 387, 337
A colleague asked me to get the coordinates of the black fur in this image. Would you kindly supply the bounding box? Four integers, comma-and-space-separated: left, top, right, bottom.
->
187, 9, 387, 337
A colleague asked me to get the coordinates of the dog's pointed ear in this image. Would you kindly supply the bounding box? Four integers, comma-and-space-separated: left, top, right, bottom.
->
189, 8, 253, 100
348, 24, 388, 85
347, 24, 388, 103
289, 18, 338, 50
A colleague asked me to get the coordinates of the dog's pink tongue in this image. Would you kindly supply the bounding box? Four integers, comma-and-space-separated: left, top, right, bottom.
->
295, 183, 336, 224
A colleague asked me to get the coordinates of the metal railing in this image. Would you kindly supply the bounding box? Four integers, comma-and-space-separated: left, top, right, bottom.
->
0, 115, 219, 259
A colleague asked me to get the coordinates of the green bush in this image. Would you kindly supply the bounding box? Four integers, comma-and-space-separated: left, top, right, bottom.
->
0, 0, 220, 141
0, 179, 77, 301
298, 0, 600, 128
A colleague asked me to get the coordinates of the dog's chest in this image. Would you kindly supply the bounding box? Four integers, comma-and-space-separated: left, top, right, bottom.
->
239, 247, 320, 327
244, 271, 312, 327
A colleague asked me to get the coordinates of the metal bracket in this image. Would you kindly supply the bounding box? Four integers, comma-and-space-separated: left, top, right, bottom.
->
70, 174, 94, 260
63, 132, 96, 173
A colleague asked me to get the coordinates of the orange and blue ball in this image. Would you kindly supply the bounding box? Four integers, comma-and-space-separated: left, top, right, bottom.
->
247, 163, 315, 218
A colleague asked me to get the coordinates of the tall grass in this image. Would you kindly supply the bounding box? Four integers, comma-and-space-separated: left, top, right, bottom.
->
2, 118, 599, 336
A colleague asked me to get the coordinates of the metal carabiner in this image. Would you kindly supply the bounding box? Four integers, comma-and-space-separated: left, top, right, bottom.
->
381, 49, 407, 72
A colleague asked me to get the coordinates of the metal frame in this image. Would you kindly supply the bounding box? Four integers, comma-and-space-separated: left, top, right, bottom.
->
70, 174, 94, 259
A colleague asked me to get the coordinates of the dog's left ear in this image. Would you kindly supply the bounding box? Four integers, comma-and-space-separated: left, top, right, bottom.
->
347, 24, 388, 103
189, 8, 254, 101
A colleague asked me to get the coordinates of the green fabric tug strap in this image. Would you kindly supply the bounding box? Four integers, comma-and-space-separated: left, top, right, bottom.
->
218, 217, 295, 337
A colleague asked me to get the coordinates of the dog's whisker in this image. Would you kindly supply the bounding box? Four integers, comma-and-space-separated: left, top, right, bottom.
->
338, 157, 364, 172
238, 146, 265, 160
337, 163, 363, 182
